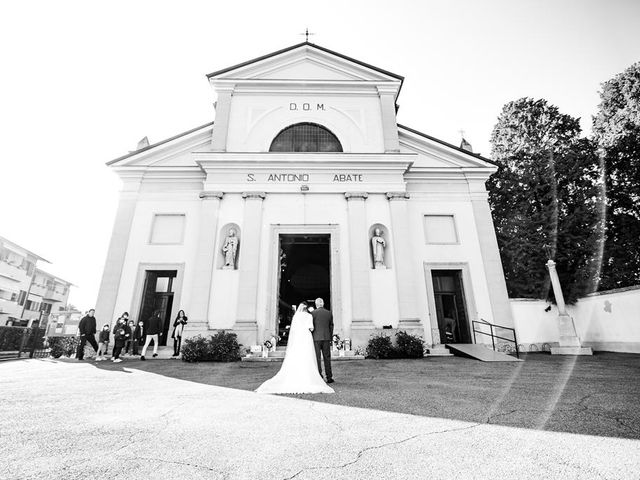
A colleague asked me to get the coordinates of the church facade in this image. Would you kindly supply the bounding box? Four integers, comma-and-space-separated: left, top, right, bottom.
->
95, 42, 513, 351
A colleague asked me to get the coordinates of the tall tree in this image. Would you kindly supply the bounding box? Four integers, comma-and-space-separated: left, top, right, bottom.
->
593, 62, 640, 290
487, 98, 603, 303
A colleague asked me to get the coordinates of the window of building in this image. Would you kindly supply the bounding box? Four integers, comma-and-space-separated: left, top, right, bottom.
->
17, 290, 26, 306
155, 276, 174, 293
25, 300, 40, 311
149, 214, 186, 244
424, 215, 459, 244
0, 288, 17, 302
269, 123, 343, 152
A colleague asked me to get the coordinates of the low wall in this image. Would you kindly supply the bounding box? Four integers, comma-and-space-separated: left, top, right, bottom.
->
511, 285, 640, 353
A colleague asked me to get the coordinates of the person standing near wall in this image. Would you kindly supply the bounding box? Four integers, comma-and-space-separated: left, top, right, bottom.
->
140, 311, 162, 360
133, 320, 144, 356
76, 309, 98, 361
171, 310, 188, 358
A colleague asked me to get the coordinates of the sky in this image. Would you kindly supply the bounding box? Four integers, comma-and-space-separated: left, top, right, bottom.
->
1, 0, 639, 312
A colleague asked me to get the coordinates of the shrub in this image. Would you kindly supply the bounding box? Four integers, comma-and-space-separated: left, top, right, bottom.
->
395, 331, 425, 358
48, 336, 79, 358
365, 334, 394, 359
208, 331, 241, 362
181, 335, 210, 363
181, 331, 242, 363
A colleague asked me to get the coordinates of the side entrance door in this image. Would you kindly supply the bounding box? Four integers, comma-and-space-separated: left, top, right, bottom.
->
138, 271, 176, 347
432, 270, 471, 344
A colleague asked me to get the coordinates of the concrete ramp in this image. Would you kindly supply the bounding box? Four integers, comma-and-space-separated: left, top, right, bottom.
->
446, 344, 522, 362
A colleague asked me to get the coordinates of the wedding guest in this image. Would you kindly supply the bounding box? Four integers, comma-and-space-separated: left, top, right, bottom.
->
171, 310, 188, 358
124, 319, 136, 356
133, 320, 145, 355
141, 311, 162, 360
76, 309, 99, 361
96, 323, 110, 361
111, 317, 130, 363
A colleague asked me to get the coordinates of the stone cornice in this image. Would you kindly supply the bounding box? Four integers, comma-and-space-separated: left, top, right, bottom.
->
199, 191, 224, 200
344, 192, 369, 200
242, 192, 266, 200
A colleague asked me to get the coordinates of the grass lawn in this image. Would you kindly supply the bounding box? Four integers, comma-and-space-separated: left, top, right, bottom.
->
72, 351, 640, 440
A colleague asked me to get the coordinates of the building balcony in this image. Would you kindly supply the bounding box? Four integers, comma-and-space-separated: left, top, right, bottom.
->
0, 261, 28, 284
43, 289, 66, 303
30, 284, 47, 297
0, 299, 21, 318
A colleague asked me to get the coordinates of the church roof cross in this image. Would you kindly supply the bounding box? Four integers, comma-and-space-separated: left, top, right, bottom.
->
299, 28, 315, 43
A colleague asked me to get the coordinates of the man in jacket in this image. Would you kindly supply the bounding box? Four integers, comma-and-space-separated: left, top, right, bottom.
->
310, 298, 334, 383
141, 311, 163, 360
76, 309, 98, 360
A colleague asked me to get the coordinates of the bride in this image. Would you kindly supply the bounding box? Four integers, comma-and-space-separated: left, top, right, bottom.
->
256, 302, 334, 394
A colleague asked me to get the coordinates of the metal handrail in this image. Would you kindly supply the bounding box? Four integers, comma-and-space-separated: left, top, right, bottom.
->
472, 318, 520, 359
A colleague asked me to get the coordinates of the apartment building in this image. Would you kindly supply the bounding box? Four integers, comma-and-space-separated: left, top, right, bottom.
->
0, 236, 73, 327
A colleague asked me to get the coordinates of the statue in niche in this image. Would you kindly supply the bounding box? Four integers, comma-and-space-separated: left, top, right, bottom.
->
222, 228, 239, 270
371, 228, 386, 269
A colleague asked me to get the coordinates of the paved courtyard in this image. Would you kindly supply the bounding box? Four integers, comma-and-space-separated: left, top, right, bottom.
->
1, 353, 639, 479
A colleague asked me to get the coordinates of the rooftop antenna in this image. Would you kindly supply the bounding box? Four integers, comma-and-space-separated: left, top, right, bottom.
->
299, 28, 315, 43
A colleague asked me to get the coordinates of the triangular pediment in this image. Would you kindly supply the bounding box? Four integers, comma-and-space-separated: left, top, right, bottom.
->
107, 123, 213, 168
207, 43, 402, 84
398, 126, 497, 170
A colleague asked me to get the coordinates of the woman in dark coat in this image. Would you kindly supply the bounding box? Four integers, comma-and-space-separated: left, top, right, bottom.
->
171, 310, 188, 358
111, 317, 130, 363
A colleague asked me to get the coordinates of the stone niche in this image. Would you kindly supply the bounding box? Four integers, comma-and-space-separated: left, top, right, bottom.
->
368, 223, 391, 269
218, 223, 241, 270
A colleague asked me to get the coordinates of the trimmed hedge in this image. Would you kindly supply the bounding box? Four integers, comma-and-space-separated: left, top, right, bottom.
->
0, 326, 26, 351
181, 331, 241, 363
365, 331, 425, 359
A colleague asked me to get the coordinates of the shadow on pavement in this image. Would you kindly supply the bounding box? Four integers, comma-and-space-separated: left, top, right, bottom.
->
58, 351, 640, 440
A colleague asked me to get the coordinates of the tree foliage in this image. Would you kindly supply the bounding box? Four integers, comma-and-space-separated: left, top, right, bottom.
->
593, 62, 640, 290
487, 98, 603, 303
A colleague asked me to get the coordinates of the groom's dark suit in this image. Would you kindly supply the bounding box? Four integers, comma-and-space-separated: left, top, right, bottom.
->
311, 307, 333, 382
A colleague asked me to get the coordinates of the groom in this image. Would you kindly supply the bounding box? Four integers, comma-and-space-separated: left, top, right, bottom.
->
310, 298, 334, 384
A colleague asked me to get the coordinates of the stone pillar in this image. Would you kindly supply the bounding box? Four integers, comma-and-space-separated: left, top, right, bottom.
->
95, 180, 140, 325
188, 191, 223, 331
233, 192, 266, 344
387, 192, 423, 332
377, 86, 400, 153
210, 87, 233, 151
469, 190, 513, 327
345, 192, 373, 343
547, 260, 593, 355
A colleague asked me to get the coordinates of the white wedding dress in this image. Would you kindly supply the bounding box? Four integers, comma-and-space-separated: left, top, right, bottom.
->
256, 311, 334, 394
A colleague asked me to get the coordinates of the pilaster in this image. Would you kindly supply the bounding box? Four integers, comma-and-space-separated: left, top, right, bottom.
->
95, 178, 141, 325
233, 192, 266, 343
469, 189, 513, 327
386, 192, 423, 330
377, 85, 400, 153
345, 192, 373, 332
210, 86, 233, 151
188, 192, 224, 331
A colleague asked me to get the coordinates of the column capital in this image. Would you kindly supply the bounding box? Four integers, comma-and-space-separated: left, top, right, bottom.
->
344, 192, 369, 200
199, 191, 224, 200
242, 191, 266, 200
386, 192, 410, 201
